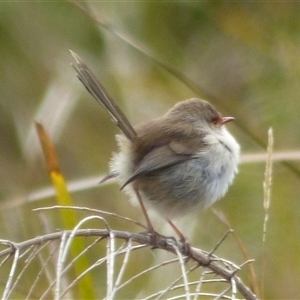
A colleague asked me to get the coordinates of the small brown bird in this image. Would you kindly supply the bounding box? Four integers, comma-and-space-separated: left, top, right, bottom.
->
71, 51, 240, 237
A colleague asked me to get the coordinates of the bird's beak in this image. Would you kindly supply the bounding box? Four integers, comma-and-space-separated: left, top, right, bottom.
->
221, 117, 235, 125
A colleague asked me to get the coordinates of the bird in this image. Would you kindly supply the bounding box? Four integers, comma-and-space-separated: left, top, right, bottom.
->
71, 51, 240, 240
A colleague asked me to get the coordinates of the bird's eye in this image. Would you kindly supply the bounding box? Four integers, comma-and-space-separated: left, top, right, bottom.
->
212, 116, 220, 125
211, 115, 223, 127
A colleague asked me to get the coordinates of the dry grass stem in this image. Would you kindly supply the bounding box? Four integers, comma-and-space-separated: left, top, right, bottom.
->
261, 128, 274, 298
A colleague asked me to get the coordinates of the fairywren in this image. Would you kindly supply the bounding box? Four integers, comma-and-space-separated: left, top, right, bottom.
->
71, 51, 240, 233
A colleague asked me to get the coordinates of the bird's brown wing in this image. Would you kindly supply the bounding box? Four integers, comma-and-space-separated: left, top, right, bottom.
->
120, 142, 198, 189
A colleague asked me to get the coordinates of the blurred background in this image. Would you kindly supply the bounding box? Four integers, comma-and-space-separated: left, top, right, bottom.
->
1, 2, 300, 298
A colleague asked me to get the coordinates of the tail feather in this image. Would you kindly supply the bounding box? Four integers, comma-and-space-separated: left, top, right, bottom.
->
99, 171, 119, 184
70, 50, 137, 141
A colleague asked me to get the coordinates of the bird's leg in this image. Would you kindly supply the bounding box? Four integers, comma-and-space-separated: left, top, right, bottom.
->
167, 219, 193, 257
134, 188, 173, 247
134, 187, 156, 234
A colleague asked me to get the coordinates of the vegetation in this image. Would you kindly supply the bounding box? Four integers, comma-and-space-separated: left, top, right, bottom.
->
1, 2, 300, 298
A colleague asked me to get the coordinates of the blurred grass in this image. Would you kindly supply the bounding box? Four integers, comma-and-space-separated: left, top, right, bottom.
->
1, 2, 300, 298
36, 122, 95, 299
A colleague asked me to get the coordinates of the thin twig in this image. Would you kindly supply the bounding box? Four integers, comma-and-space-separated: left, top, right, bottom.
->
0, 228, 258, 300
34, 205, 147, 230
172, 244, 190, 300
3, 247, 19, 300
106, 230, 115, 300
111, 239, 133, 299
208, 229, 234, 256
